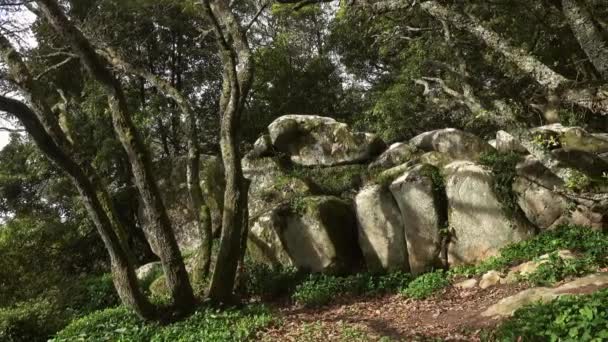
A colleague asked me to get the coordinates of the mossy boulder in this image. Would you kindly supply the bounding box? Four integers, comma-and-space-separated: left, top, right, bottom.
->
369, 142, 418, 170
267, 115, 385, 166
444, 161, 535, 266
410, 128, 495, 162
247, 196, 363, 274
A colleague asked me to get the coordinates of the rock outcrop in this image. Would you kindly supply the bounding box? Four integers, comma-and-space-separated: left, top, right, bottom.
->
389, 164, 444, 275
410, 128, 495, 162
444, 161, 534, 266
355, 185, 408, 272
268, 115, 385, 166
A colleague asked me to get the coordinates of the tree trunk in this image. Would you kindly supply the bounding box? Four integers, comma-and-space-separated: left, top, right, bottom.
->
99, 48, 214, 280
562, 0, 608, 79
35, 0, 195, 312
202, 0, 254, 304
0, 96, 155, 319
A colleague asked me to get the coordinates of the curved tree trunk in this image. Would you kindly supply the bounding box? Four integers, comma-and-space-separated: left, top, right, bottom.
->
0, 96, 155, 319
35, 0, 195, 312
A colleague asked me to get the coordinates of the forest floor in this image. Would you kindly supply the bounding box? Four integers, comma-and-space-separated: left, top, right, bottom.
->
259, 282, 530, 341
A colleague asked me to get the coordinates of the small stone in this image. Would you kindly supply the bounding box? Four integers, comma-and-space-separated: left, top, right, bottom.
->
454, 278, 478, 289
480, 270, 503, 289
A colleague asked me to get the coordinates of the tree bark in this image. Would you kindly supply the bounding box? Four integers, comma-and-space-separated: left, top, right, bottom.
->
99, 48, 214, 281
202, 0, 254, 303
0, 96, 155, 319
35, 0, 195, 312
562, 0, 608, 79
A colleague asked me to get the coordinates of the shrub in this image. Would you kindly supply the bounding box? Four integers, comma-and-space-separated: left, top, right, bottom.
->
0, 298, 65, 342
292, 272, 413, 307
401, 270, 449, 299
450, 224, 608, 278
493, 289, 608, 341
68, 274, 120, 315
524, 253, 596, 286
240, 263, 302, 299
52, 305, 273, 342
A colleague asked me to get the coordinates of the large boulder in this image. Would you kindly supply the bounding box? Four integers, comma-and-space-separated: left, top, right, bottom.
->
514, 156, 605, 230
247, 209, 294, 268
389, 164, 444, 275
369, 142, 418, 170
283, 196, 362, 273
247, 196, 362, 273
268, 115, 384, 166
243, 156, 310, 220
409, 128, 494, 162
355, 185, 408, 272
444, 161, 534, 266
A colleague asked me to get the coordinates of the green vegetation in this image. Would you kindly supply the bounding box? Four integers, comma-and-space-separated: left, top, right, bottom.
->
450, 224, 608, 280
286, 164, 367, 197
401, 270, 450, 300
52, 305, 273, 342
292, 272, 413, 307
478, 151, 522, 217
523, 253, 596, 287
494, 289, 608, 341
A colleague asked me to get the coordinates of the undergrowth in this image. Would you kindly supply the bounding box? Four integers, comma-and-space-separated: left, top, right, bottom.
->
292, 272, 412, 307
52, 305, 273, 342
400, 270, 449, 299
450, 224, 608, 279
492, 289, 608, 341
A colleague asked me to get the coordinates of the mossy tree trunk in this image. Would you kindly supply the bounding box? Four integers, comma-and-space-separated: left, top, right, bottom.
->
0, 95, 155, 320
35, 0, 195, 313
202, 0, 254, 303
99, 48, 214, 280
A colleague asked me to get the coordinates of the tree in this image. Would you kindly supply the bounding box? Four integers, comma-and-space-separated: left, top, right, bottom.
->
33, 0, 196, 314
201, 0, 253, 303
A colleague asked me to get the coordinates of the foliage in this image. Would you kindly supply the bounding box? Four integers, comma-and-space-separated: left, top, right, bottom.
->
450, 224, 608, 278
286, 164, 367, 197
478, 151, 522, 216
0, 298, 66, 342
401, 270, 449, 300
292, 272, 413, 307
493, 289, 608, 341
524, 253, 596, 287
565, 169, 593, 192
239, 263, 303, 300
52, 305, 273, 342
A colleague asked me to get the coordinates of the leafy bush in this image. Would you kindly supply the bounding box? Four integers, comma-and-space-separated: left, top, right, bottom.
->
287, 164, 367, 197
68, 274, 120, 315
293, 274, 343, 307
52, 305, 273, 342
292, 272, 412, 307
524, 253, 596, 286
240, 263, 303, 299
494, 289, 608, 341
0, 298, 66, 342
401, 270, 449, 299
450, 224, 608, 278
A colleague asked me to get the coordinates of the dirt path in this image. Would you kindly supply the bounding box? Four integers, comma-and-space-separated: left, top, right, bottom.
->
259, 283, 530, 341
